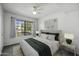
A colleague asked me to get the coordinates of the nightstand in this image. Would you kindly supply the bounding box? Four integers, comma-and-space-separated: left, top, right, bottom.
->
59, 32, 76, 56
60, 41, 76, 56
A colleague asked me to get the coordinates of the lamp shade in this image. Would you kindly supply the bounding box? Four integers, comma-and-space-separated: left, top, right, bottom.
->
64, 33, 74, 39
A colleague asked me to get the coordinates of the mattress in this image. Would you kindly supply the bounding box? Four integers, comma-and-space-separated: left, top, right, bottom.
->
25, 38, 52, 56
20, 36, 59, 56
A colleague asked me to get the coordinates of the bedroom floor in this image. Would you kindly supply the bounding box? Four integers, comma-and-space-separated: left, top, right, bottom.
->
54, 48, 74, 56
1, 44, 76, 56
2, 44, 23, 56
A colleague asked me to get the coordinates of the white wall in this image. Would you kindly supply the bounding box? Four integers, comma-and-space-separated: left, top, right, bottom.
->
3, 11, 38, 46
0, 4, 3, 55
38, 12, 65, 30
38, 10, 79, 54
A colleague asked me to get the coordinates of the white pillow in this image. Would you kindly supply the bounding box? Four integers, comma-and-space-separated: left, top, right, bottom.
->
40, 34, 48, 39
47, 35, 55, 41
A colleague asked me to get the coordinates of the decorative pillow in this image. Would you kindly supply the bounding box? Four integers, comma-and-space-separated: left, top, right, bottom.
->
40, 34, 48, 39
47, 35, 55, 41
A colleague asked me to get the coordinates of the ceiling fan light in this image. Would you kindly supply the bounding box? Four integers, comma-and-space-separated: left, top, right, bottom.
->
33, 11, 37, 15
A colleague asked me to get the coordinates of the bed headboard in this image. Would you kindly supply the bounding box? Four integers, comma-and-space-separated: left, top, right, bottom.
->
41, 30, 61, 41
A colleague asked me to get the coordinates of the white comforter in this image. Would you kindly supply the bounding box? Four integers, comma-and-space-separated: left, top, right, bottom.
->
20, 36, 59, 56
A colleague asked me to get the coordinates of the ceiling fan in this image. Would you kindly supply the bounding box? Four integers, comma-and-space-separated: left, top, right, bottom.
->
32, 4, 43, 15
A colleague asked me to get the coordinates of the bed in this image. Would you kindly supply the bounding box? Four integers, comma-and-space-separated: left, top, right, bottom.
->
20, 30, 61, 56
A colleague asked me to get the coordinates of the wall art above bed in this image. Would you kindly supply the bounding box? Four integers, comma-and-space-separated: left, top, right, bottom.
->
44, 18, 58, 30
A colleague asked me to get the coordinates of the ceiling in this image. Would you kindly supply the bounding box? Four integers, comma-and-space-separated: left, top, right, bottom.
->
2, 3, 79, 19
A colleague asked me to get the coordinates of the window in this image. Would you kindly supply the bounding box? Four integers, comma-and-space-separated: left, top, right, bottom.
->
16, 19, 33, 37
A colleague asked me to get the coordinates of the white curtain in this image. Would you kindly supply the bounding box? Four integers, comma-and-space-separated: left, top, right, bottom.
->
10, 17, 16, 38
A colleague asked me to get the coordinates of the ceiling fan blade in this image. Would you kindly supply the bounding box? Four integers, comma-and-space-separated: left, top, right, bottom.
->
37, 8, 43, 10
37, 11, 42, 14
32, 4, 43, 14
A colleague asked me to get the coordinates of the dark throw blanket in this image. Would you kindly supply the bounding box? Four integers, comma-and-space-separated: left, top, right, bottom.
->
25, 38, 52, 56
